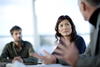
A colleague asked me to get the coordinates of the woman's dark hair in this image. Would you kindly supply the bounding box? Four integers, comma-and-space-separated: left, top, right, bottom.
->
55, 15, 77, 42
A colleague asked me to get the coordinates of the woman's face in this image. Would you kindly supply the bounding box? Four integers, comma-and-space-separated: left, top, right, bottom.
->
58, 19, 72, 37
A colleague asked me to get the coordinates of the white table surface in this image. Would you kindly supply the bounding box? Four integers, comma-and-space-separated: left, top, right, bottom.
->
6, 62, 71, 67
27, 64, 71, 67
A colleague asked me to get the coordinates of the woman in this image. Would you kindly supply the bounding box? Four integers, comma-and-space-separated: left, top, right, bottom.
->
53, 15, 86, 54
32, 15, 86, 65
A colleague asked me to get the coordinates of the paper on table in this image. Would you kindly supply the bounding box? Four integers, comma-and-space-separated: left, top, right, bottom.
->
6, 61, 26, 67
37, 45, 58, 56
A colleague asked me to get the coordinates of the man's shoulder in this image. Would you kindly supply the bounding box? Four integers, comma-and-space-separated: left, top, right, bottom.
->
22, 40, 32, 46
5, 41, 13, 47
22, 40, 31, 44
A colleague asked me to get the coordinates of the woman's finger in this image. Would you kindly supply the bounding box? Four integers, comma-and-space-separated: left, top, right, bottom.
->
43, 50, 50, 56
31, 53, 44, 59
57, 44, 68, 52
54, 48, 64, 55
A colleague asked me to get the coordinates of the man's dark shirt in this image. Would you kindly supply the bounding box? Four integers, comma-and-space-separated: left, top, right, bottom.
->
0, 40, 38, 64
89, 8, 100, 55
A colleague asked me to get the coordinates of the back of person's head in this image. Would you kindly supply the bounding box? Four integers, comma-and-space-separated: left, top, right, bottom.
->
87, 0, 100, 7
10, 25, 22, 35
80, 0, 100, 7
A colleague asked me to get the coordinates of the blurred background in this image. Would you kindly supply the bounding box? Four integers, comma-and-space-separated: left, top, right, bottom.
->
0, 0, 91, 55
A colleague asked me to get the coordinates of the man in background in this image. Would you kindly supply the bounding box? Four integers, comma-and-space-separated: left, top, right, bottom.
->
0, 25, 38, 64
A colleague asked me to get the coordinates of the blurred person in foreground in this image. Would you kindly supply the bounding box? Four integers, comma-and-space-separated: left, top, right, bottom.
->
54, 0, 100, 67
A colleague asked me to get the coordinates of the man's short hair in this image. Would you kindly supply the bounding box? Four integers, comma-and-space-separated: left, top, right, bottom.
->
81, 0, 100, 7
86, 0, 100, 7
10, 25, 22, 35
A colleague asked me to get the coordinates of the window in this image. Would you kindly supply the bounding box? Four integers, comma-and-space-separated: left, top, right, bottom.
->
0, 0, 36, 54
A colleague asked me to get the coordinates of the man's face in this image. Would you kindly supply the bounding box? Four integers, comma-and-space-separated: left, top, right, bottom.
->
12, 30, 22, 42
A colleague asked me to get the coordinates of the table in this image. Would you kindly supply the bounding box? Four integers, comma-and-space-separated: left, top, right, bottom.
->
6, 62, 71, 67
7, 64, 71, 67
27, 64, 71, 67
0, 63, 6, 67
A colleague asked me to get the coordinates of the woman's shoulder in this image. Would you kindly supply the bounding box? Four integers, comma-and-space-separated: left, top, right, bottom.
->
75, 35, 85, 45
75, 35, 84, 41
75, 35, 86, 54
74, 35, 85, 44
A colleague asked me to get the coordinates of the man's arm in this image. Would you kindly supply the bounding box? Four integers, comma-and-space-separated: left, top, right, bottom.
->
22, 56, 38, 64
76, 55, 100, 67
0, 44, 12, 63
22, 42, 38, 64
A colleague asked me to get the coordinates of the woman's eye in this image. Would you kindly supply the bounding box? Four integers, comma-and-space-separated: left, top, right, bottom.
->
65, 23, 69, 25
60, 24, 63, 27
